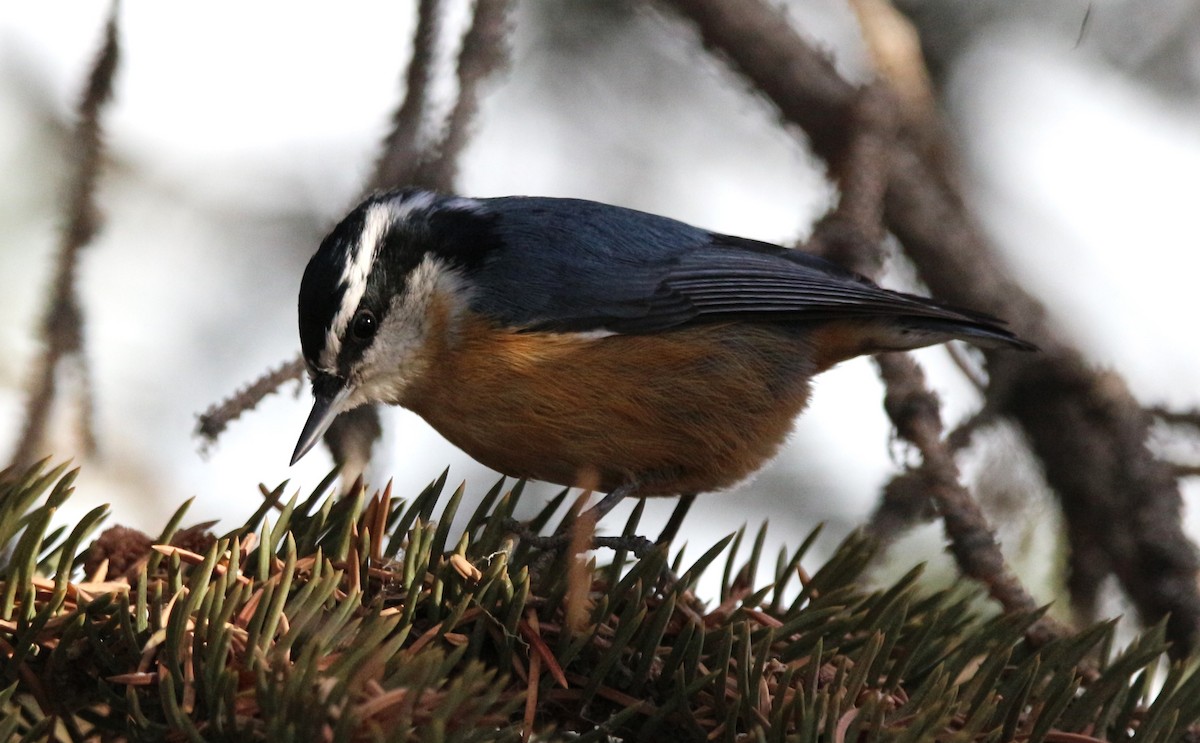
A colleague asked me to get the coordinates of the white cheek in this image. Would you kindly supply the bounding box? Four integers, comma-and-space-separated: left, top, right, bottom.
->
353, 299, 426, 403
351, 254, 468, 405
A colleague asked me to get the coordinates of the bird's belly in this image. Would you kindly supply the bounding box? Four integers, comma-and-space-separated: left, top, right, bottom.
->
407, 320, 817, 496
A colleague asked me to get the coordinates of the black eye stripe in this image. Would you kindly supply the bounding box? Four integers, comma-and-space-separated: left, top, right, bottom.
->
301, 189, 495, 377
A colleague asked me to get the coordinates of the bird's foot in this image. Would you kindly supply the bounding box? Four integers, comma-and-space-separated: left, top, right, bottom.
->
500, 517, 658, 558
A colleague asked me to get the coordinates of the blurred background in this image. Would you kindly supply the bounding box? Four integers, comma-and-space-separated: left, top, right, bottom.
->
1, 0, 1198, 608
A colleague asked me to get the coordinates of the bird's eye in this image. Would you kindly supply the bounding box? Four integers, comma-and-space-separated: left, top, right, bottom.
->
351, 309, 377, 341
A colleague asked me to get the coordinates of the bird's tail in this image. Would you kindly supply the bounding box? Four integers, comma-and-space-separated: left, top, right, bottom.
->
889, 316, 1037, 352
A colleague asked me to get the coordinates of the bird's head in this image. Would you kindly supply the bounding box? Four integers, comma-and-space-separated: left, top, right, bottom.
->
291, 189, 490, 464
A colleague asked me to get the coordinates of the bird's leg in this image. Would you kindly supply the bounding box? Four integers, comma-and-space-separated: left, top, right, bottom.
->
506, 481, 654, 555
578, 481, 639, 525
579, 482, 659, 557
657, 493, 696, 545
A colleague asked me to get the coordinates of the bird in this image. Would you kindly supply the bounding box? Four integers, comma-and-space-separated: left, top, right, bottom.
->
291, 189, 1033, 539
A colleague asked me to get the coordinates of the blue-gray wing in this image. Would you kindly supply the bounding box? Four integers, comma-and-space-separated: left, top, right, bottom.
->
460, 196, 1023, 344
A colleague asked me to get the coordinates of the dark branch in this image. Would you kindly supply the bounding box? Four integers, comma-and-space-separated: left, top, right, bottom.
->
415, 0, 514, 192
876, 352, 1040, 618
1151, 405, 1200, 431
368, 0, 445, 193
658, 0, 856, 167
9, 3, 119, 470
195, 356, 306, 448
323, 0, 513, 471
802, 82, 1047, 628
320, 0, 515, 479
662, 0, 1191, 649
195, 0, 515, 459
1172, 464, 1200, 479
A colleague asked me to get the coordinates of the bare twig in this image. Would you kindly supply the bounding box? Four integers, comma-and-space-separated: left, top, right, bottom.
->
848, 0, 936, 120
877, 353, 1040, 617
195, 356, 306, 448
415, 0, 514, 192
320, 0, 514, 479
1151, 405, 1200, 431
297, 0, 447, 478
868, 469, 936, 543
1171, 464, 1200, 479
945, 408, 991, 452
805, 81, 894, 273
321, 405, 385, 483
8, 3, 120, 470
944, 341, 988, 392
662, 0, 1200, 654
193, 0, 449, 450
196, 0, 514, 462
367, 0, 445, 192
804, 80, 1048, 628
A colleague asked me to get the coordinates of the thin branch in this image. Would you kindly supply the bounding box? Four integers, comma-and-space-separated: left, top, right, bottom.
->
367, 0, 445, 193
805, 81, 1048, 628
194, 356, 306, 448
884, 4, 1200, 651
945, 341, 988, 392
1151, 405, 1200, 431
193, 0, 448, 449
877, 353, 1041, 617
195, 0, 497, 452
1171, 464, 1200, 479
9, 3, 119, 470
868, 469, 936, 543
945, 408, 991, 452
320, 0, 514, 479
415, 0, 514, 192
660, 0, 1200, 656
198, 0, 516, 468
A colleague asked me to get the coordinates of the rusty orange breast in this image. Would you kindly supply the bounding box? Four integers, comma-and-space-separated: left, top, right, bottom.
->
403, 313, 821, 497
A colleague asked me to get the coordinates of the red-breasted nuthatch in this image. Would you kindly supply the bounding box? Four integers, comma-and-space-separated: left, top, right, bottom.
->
291, 190, 1032, 525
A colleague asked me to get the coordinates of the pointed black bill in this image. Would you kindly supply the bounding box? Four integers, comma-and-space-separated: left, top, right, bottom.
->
290, 381, 352, 465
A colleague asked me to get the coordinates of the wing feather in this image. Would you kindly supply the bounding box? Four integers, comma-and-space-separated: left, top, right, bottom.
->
463, 197, 1024, 346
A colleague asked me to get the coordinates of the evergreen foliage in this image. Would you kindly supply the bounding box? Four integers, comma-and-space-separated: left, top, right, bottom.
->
2, 460, 1198, 741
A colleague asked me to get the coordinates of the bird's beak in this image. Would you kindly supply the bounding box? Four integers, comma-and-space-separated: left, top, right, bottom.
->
290, 376, 353, 465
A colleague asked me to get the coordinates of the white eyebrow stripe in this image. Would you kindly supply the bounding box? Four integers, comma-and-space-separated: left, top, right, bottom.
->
317, 191, 442, 372
443, 196, 485, 214
394, 190, 438, 220
321, 203, 393, 370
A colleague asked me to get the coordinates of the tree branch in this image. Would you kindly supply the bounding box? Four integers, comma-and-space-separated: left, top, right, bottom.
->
368, 0, 445, 193
195, 356, 306, 448
415, 0, 513, 193
196, 0, 515, 466
804, 81, 1048, 630
9, 3, 119, 470
660, 0, 1199, 652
